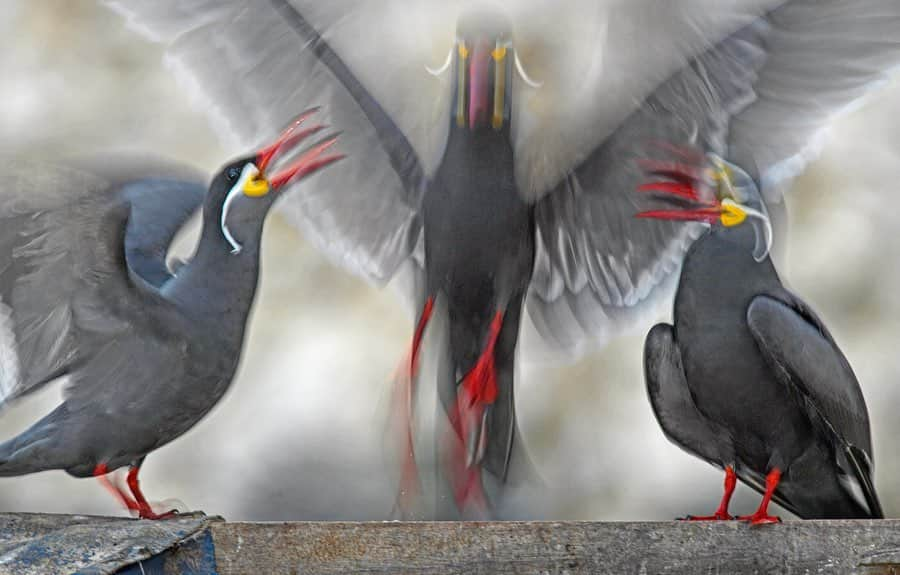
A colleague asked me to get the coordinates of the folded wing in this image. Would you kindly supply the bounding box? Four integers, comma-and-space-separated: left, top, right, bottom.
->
747, 293, 882, 517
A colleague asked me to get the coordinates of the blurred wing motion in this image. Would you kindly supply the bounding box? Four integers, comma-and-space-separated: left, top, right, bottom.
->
103, 0, 776, 284
106, 0, 435, 285
529, 21, 767, 351
106, 0, 900, 354
0, 160, 203, 405
747, 293, 883, 517
529, 0, 900, 353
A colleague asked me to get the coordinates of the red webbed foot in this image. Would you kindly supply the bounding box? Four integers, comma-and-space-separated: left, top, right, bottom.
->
738, 511, 781, 526
679, 511, 735, 521
126, 465, 179, 520
739, 468, 782, 527
93, 462, 180, 520
677, 466, 738, 521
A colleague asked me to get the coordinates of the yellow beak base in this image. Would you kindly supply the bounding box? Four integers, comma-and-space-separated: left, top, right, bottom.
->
243, 176, 270, 197
720, 201, 747, 227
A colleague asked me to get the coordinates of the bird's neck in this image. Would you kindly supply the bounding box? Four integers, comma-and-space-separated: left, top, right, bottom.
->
677, 227, 780, 316
440, 125, 515, 188
162, 216, 262, 334
448, 123, 512, 149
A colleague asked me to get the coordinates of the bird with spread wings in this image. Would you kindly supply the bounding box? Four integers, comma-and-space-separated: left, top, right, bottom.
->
104, 0, 900, 518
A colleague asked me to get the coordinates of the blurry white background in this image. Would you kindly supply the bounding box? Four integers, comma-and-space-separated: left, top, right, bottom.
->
0, 0, 898, 521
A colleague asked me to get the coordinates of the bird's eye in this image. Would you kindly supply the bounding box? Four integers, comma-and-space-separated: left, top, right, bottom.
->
227, 167, 241, 181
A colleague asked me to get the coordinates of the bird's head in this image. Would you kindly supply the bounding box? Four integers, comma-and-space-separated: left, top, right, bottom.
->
428, 7, 540, 133
208, 109, 343, 254
636, 153, 773, 262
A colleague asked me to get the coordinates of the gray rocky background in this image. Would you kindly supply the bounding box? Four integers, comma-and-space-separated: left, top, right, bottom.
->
0, 0, 897, 520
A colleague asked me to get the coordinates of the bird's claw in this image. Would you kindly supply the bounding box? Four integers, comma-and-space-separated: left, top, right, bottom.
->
739, 513, 781, 527
137, 507, 180, 520
677, 512, 734, 521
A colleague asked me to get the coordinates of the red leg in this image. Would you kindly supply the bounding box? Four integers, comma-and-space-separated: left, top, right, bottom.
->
739, 468, 782, 526
446, 311, 504, 516
445, 432, 491, 518
125, 465, 178, 520
682, 466, 737, 521
444, 436, 490, 518
93, 463, 140, 512
410, 297, 435, 375
393, 297, 435, 515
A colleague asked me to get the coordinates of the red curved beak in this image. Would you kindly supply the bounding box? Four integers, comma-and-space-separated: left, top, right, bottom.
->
635, 154, 721, 222
468, 39, 492, 130
269, 135, 342, 189
256, 108, 325, 173
255, 108, 344, 190
636, 207, 722, 224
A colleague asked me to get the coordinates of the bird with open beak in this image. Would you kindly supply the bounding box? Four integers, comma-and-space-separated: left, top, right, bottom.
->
638, 155, 883, 523
0, 113, 341, 518
107, 0, 900, 518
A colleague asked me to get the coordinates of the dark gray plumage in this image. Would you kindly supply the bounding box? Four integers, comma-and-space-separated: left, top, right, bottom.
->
641, 161, 882, 522
0, 124, 340, 518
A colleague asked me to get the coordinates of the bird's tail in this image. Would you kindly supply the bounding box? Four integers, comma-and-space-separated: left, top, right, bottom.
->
441, 291, 543, 518
391, 292, 539, 519
759, 443, 884, 519
841, 445, 884, 519
0, 405, 67, 476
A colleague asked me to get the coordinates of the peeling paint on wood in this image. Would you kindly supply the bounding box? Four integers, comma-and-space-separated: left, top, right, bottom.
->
0, 512, 215, 575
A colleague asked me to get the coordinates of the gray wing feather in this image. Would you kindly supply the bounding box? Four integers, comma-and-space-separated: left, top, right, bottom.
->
746, 294, 873, 457
66, 154, 207, 288
529, 22, 769, 353
531, 0, 900, 353
0, 164, 126, 403
729, 0, 900, 198
106, 1, 784, 287
106, 0, 433, 285
121, 179, 205, 288
0, 161, 196, 405
644, 323, 733, 465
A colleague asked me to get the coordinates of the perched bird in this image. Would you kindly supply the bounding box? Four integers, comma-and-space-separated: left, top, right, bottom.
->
0, 113, 341, 519
639, 155, 883, 523
106, 0, 900, 518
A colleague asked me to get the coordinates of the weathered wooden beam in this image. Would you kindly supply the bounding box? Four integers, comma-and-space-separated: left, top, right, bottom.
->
211, 520, 900, 575
0, 512, 213, 575
2, 514, 900, 574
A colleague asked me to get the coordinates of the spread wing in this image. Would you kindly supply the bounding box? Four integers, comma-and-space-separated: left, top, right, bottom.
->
104, 0, 784, 287
105, 0, 435, 285
0, 160, 200, 405
529, 20, 768, 352
65, 155, 206, 287
529, 0, 900, 353
747, 293, 882, 517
